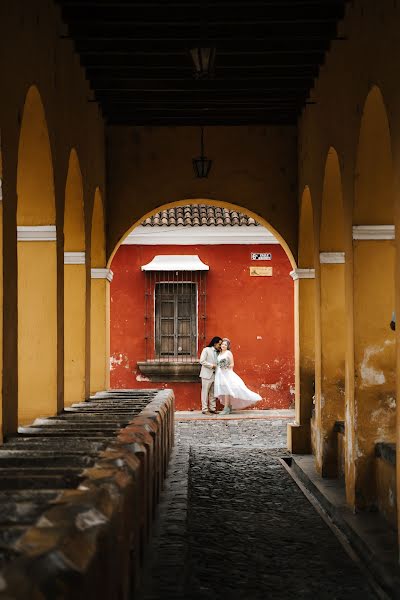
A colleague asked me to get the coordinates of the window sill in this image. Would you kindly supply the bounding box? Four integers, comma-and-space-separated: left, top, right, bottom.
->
137, 360, 201, 382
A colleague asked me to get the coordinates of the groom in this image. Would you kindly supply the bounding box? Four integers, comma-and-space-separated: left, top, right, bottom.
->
199, 336, 222, 414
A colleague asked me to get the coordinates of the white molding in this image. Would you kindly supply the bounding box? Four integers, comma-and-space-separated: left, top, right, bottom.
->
320, 252, 345, 264
141, 255, 209, 272
64, 252, 86, 265
91, 268, 114, 282
17, 226, 56, 241
123, 224, 279, 246
352, 225, 395, 240
290, 268, 315, 281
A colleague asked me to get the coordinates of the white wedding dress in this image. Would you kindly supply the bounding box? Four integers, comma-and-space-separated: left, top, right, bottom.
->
214, 350, 262, 409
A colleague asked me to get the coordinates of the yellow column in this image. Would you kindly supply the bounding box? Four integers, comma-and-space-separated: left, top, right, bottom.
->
64, 252, 86, 407
315, 253, 346, 476
351, 226, 395, 508
90, 268, 112, 394
287, 268, 315, 453
17, 226, 57, 425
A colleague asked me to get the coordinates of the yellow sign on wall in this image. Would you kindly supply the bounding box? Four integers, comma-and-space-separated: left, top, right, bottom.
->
249, 266, 273, 277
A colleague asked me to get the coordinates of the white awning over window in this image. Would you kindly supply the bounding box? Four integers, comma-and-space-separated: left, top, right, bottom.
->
141, 255, 209, 271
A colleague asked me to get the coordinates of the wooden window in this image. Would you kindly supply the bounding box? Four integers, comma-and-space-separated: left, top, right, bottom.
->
155, 283, 197, 358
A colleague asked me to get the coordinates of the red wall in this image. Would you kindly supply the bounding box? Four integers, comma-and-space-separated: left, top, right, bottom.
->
110, 244, 294, 410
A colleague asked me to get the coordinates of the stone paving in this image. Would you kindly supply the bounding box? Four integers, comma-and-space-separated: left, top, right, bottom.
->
137, 416, 378, 600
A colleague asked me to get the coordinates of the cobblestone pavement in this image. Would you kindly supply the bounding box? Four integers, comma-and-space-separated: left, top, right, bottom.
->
137, 418, 377, 600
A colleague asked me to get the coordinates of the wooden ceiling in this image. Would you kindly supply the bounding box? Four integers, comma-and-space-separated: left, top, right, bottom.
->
56, 0, 348, 126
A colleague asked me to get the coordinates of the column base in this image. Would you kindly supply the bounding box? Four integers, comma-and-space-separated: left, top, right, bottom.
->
287, 422, 311, 454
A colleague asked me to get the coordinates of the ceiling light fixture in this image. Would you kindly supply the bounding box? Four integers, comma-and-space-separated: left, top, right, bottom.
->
189, 47, 216, 79
192, 127, 212, 178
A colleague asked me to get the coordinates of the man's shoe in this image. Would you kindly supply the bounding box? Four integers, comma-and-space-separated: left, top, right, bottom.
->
202, 409, 210, 415
209, 409, 217, 414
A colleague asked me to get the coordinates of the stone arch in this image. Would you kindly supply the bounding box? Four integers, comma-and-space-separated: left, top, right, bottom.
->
107, 198, 296, 269
90, 188, 108, 394
354, 85, 394, 225
16, 85, 57, 424
352, 85, 395, 507
17, 86, 55, 226
64, 149, 86, 406
321, 148, 345, 251
298, 187, 314, 268
64, 149, 85, 252
91, 188, 106, 268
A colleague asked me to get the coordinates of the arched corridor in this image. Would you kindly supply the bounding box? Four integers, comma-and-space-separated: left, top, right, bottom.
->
2, 0, 400, 597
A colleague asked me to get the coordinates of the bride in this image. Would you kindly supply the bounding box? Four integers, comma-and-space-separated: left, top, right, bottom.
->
214, 338, 262, 415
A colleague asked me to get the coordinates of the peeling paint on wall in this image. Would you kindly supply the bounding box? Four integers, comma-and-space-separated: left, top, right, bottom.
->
360, 346, 386, 387
110, 353, 129, 370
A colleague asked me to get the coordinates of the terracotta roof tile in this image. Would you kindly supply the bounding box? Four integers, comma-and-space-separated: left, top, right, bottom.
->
142, 205, 260, 227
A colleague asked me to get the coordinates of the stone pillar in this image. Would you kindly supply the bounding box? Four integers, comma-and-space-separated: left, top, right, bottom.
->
17, 226, 57, 425
287, 268, 315, 453
64, 252, 86, 407
90, 268, 113, 394
315, 252, 346, 476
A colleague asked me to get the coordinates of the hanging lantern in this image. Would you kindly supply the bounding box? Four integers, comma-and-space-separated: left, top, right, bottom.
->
192, 127, 213, 178
190, 47, 216, 79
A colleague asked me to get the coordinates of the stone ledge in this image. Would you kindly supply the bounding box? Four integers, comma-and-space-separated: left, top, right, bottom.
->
137, 360, 201, 382
0, 388, 175, 600
283, 455, 400, 597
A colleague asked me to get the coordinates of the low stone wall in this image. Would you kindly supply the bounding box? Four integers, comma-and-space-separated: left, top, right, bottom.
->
375, 442, 397, 531
0, 388, 175, 599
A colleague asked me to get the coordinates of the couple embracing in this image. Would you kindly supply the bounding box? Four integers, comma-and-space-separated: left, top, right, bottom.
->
199, 336, 262, 416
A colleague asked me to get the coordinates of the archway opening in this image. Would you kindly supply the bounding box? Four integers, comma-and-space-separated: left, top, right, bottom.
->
16, 86, 57, 425
64, 149, 86, 407
108, 199, 296, 412
352, 86, 395, 508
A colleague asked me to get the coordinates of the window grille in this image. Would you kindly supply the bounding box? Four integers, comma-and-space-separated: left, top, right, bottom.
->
143, 269, 207, 362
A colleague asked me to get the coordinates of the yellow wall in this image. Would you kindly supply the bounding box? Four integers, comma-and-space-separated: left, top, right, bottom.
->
18, 242, 57, 424
106, 125, 298, 259
353, 241, 396, 505
64, 150, 86, 405
314, 149, 346, 475
317, 264, 346, 475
